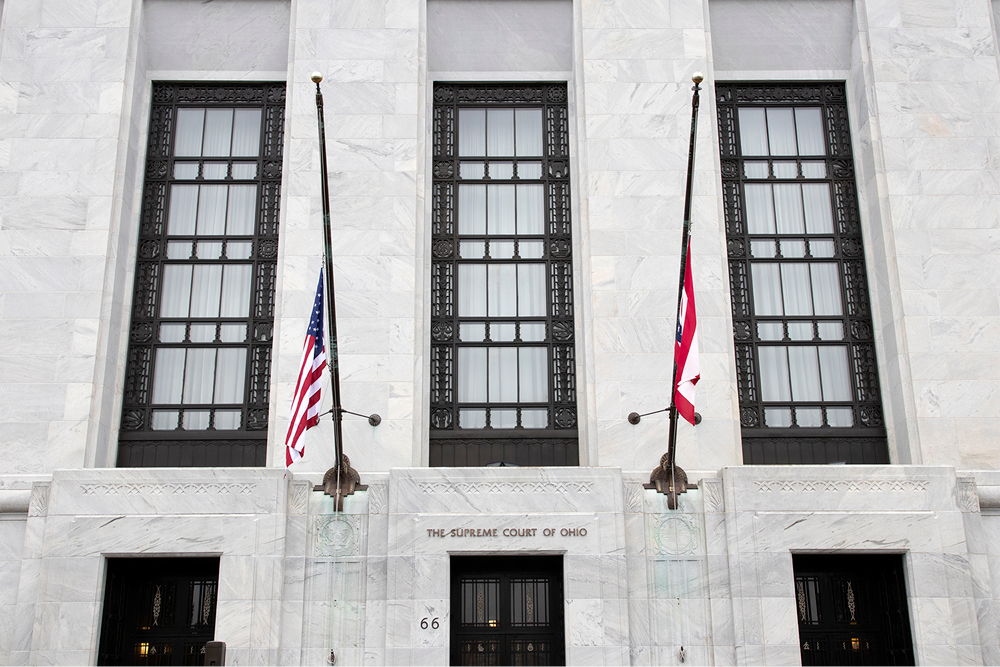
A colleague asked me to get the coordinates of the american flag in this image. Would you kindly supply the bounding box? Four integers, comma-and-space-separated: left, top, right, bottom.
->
673, 240, 700, 425
286, 271, 327, 467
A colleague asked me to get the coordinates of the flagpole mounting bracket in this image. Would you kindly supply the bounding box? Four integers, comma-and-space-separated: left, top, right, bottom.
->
643, 454, 697, 510
315, 454, 367, 511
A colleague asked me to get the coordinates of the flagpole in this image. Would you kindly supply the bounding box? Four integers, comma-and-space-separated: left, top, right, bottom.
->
312, 72, 347, 509
664, 72, 703, 508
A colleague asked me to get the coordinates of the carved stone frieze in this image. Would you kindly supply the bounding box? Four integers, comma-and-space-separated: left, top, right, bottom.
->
753, 480, 928, 493
80, 482, 257, 495
417, 481, 593, 495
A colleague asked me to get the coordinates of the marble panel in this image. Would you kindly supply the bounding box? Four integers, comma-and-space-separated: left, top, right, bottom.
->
389, 467, 624, 515
46, 468, 286, 516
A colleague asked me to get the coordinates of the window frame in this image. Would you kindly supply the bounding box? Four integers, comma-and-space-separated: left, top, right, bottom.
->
430, 82, 578, 467
716, 81, 889, 464
117, 82, 286, 467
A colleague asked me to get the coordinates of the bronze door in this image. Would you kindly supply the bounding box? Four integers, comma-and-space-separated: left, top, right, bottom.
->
451, 556, 564, 666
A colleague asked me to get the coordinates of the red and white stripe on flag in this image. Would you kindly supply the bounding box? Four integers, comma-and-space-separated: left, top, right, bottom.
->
286, 271, 327, 467
673, 240, 700, 425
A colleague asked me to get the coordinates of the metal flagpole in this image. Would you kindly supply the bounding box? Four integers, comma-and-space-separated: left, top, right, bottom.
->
663, 72, 703, 509
312, 72, 347, 510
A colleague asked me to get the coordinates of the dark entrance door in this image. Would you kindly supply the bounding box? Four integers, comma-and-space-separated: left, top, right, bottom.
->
794, 554, 914, 666
450, 555, 565, 666
97, 557, 219, 666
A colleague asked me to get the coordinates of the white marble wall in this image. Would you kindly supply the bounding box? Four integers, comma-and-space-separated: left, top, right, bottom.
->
850, 0, 1000, 467
277, 0, 421, 474
9, 468, 290, 665
579, 0, 742, 472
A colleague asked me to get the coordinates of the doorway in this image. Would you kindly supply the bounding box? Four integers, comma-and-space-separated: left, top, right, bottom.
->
97, 557, 219, 666
450, 555, 565, 666
794, 554, 914, 665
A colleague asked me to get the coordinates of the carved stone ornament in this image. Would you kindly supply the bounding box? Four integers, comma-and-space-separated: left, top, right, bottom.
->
316, 515, 359, 557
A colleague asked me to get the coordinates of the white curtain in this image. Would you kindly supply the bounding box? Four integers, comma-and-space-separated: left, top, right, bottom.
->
458, 265, 487, 316
795, 108, 825, 155
515, 109, 543, 156
819, 346, 852, 400
460, 322, 486, 342
459, 109, 486, 156
787, 346, 822, 400
517, 264, 546, 316
203, 109, 233, 157
521, 323, 545, 342
151, 410, 179, 430
213, 348, 246, 403
182, 348, 216, 403
796, 408, 823, 427
231, 109, 261, 157
827, 407, 853, 427
214, 410, 241, 429
488, 185, 516, 234
459, 409, 487, 428
802, 184, 834, 233
160, 265, 193, 317
487, 109, 514, 156
167, 185, 199, 235
492, 323, 516, 342
220, 264, 252, 317
516, 185, 545, 234
488, 347, 518, 401
490, 240, 514, 259
151, 348, 186, 403
766, 108, 797, 155
780, 263, 813, 316
758, 346, 791, 401
738, 108, 768, 156
810, 264, 842, 316
458, 185, 486, 234
491, 409, 517, 429
227, 185, 257, 235
488, 264, 517, 316
189, 265, 223, 317
520, 408, 547, 428
751, 264, 783, 316
765, 407, 792, 427
184, 410, 211, 429
197, 185, 228, 235
174, 109, 205, 157
458, 348, 488, 402
189, 324, 215, 343
773, 184, 804, 234
744, 184, 774, 234
518, 347, 548, 401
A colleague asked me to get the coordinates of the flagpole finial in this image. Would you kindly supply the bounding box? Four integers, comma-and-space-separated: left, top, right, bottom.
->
692, 72, 704, 84
311, 72, 323, 84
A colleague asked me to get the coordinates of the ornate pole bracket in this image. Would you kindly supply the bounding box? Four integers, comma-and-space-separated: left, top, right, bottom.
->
643, 454, 696, 510
315, 454, 367, 512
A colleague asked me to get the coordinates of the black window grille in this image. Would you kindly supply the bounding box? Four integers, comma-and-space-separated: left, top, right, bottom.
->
117, 83, 286, 467
794, 554, 915, 666
430, 83, 578, 467
716, 82, 889, 464
451, 555, 564, 666
98, 557, 220, 666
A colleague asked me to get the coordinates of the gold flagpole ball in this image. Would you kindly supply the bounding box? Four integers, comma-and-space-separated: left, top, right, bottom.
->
692, 72, 704, 84
311, 72, 323, 83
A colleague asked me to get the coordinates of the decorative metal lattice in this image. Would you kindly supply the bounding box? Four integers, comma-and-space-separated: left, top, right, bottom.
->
716, 82, 888, 464
430, 83, 578, 466
118, 82, 285, 467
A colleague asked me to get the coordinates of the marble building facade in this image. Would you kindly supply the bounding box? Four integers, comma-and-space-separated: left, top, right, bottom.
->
2, 0, 1000, 664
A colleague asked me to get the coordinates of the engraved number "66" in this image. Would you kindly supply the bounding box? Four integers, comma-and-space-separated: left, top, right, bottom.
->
420, 617, 440, 630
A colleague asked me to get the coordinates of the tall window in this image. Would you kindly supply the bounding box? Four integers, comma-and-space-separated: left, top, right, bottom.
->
430, 83, 577, 466
118, 83, 285, 467
716, 82, 888, 464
